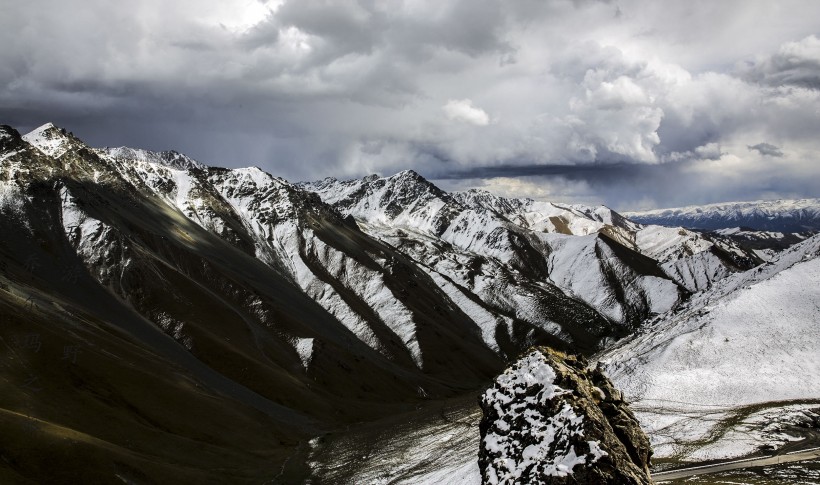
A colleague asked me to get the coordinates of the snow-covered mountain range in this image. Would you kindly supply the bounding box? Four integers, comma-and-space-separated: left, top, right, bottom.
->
626, 198, 820, 232
301, 173, 766, 328
2, 122, 818, 483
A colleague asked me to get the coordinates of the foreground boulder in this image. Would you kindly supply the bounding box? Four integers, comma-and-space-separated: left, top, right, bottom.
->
479, 347, 653, 484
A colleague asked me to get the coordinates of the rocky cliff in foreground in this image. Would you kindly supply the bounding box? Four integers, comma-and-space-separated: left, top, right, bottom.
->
479, 347, 652, 484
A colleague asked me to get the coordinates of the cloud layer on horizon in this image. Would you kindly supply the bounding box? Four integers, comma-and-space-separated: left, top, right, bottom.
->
2, 0, 820, 209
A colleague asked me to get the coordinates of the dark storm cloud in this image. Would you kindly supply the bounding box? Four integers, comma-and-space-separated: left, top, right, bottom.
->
435, 159, 820, 211
2, 0, 820, 208
434, 162, 638, 180
273, 0, 515, 60
748, 143, 784, 158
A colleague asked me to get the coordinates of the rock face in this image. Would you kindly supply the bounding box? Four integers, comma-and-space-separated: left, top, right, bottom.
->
479, 347, 653, 484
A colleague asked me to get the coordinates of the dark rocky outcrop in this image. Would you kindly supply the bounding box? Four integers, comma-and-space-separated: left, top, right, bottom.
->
479, 347, 653, 484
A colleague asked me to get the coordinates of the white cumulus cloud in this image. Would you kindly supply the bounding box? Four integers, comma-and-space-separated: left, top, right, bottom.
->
442, 99, 490, 126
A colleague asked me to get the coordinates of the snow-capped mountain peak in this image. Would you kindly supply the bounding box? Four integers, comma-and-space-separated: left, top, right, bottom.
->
22, 122, 78, 158
301, 170, 455, 230
451, 188, 528, 215
100, 146, 206, 171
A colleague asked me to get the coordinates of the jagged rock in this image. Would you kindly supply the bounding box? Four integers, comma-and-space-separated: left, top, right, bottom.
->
0, 125, 24, 152
479, 347, 653, 484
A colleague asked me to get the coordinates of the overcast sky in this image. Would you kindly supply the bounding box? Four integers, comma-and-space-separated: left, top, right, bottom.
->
3, 0, 820, 209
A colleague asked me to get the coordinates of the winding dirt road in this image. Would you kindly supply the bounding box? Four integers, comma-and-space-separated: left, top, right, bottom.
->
653, 447, 820, 482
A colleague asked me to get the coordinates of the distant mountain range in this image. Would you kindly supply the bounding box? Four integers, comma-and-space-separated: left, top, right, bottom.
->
625, 199, 820, 232
1, 122, 818, 483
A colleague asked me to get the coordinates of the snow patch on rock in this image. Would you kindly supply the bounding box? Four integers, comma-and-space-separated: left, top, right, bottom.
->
481, 351, 601, 483
60, 187, 110, 263
293, 337, 314, 370
0, 181, 26, 218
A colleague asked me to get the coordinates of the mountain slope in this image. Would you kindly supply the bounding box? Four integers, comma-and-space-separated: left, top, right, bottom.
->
15, 124, 513, 393
452, 188, 640, 237
2, 127, 315, 482
452, 189, 763, 293
304, 174, 768, 336
0, 124, 517, 481
3, 122, 812, 482
304, 172, 633, 351
304, 174, 678, 332
599, 234, 820, 460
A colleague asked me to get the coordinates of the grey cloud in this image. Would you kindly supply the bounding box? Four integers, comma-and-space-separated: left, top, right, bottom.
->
742, 35, 820, 89
409, 0, 516, 58
435, 158, 820, 211
272, 1, 387, 63
550, 43, 642, 83
748, 142, 784, 157
266, 0, 516, 69
2, 0, 820, 208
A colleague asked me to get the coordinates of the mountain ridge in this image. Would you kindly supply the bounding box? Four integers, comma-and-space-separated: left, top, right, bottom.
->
625, 198, 820, 232
2, 122, 816, 483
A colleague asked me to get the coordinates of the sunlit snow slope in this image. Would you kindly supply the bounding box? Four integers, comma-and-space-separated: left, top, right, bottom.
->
600, 234, 820, 459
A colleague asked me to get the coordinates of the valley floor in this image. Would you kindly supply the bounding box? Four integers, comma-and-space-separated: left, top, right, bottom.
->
307, 393, 483, 484
306, 394, 820, 484
645, 400, 820, 483
655, 449, 820, 483
659, 461, 820, 484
